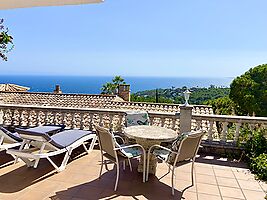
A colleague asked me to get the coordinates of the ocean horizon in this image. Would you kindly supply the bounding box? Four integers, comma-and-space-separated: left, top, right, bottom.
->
0, 75, 234, 94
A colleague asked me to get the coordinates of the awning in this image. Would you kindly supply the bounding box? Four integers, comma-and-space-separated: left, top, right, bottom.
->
0, 0, 103, 10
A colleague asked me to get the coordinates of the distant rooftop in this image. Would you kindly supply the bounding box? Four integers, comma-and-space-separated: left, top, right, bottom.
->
0, 92, 124, 109
0, 84, 30, 92
0, 91, 213, 114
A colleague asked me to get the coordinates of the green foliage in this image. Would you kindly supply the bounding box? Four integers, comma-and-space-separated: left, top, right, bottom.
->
132, 86, 230, 105
0, 19, 14, 61
250, 153, 267, 181
101, 76, 126, 95
230, 64, 267, 116
244, 129, 267, 181
190, 87, 230, 105
245, 129, 267, 158
206, 96, 235, 115
131, 93, 174, 104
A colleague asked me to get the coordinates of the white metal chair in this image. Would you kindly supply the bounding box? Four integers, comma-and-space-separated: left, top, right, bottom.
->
7, 128, 97, 172
146, 130, 205, 195
95, 125, 146, 191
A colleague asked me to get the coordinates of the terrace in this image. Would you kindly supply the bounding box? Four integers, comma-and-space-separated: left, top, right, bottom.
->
0, 91, 267, 199
1, 149, 266, 200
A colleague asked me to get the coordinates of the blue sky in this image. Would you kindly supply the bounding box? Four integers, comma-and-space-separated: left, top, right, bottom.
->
1, 0, 267, 77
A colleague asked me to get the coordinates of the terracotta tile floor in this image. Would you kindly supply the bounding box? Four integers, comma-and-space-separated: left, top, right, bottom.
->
0, 149, 266, 200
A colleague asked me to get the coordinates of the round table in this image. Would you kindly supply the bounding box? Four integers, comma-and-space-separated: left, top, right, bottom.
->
124, 125, 177, 174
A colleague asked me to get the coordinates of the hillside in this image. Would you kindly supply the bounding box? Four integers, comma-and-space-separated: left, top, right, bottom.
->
131, 85, 230, 105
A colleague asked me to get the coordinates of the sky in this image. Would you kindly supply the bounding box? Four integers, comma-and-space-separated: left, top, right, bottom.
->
1, 0, 267, 77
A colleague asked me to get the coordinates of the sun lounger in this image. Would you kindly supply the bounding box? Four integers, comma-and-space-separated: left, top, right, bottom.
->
7, 129, 97, 172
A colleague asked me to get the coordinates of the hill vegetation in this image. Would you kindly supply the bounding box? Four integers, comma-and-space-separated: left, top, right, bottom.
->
131, 85, 230, 105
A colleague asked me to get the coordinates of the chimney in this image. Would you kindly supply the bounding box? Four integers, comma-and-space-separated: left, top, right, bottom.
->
118, 84, 130, 101
53, 85, 62, 94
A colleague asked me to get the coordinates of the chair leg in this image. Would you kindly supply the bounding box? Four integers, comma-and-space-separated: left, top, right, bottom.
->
114, 161, 120, 191
123, 160, 126, 170
99, 153, 104, 179
128, 159, 132, 172
142, 156, 146, 183
146, 152, 151, 181
191, 160, 195, 185
171, 166, 175, 196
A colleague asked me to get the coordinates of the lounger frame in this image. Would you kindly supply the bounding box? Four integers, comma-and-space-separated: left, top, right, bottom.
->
7, 132, 97, 172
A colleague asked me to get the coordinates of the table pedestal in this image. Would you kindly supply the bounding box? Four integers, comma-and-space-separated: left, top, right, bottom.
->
136, 139, 161, 175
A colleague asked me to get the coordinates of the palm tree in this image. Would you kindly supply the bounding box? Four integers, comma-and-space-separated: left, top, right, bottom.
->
101, 82, 116, 94
112, 76, 126, 85
101, 76, 126, 94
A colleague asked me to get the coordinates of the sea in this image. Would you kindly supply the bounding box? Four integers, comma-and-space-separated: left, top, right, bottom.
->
0, 75, 233, 94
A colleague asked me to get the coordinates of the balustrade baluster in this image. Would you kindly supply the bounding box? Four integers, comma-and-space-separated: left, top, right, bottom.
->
99, 113, 103, 126
171, 117, 176, 130
221, 122, 228, 143
80, 113, 84, 130
53, 112, 56, 125
89, 113, 94, 130
160, 117, 165, 127
149, 116, 154, 126
18, 110, 23, 127
196, 119, 202, 130
208, 120, 214, 141
71, 112, 75, 129
109, 114, 114, 131
117, 114, 123, 132
36, 110, 41, 126
10, 109, 15, 127
234, 122, 241, 144
44, 111, 48, 125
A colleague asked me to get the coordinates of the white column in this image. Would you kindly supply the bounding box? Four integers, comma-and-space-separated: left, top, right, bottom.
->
179, 105, 193, 133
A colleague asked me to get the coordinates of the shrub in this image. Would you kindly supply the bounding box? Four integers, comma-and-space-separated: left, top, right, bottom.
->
250, 153, 267, 181
244, 129, 267, 181
244, 129, 267, 158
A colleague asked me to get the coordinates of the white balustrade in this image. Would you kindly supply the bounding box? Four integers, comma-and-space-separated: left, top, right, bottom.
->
0, 104, 266, 148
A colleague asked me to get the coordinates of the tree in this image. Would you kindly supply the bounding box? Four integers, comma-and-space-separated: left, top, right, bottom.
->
230, 64, 267, 116
101, 76, 126, 94
0, 19, 14, 61
112, 76, 126, 85
207, 96, 235, 115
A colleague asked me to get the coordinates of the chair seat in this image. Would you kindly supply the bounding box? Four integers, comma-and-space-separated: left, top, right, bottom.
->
152, 148, 170, 161
103, 152, 128, 162
119, 144, 143, 158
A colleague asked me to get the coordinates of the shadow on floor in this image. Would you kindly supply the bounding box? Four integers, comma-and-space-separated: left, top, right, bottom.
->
50, 161, 192, 200
0, 151, 15, 169
0, 147, 89, 193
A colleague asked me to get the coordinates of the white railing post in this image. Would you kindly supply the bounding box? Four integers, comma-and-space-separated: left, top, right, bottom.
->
179, 105, 193, 133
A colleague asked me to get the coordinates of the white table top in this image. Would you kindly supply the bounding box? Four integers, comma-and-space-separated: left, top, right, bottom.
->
124, 125, 177, 142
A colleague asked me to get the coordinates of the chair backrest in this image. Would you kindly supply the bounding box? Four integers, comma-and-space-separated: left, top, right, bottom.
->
15, 128, 59, 150
176, 130, 204, 163
95, 125, 117, 159
125, 111, 150, 127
